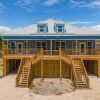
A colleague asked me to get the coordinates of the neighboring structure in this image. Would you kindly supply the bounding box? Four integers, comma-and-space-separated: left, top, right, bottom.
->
2, 19, 100, 88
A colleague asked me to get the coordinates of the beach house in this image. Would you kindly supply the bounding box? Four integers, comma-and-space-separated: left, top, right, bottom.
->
2, 19, 100, 88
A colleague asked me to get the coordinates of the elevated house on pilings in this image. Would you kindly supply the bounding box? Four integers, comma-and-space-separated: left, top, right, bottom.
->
2, 19, 100, 88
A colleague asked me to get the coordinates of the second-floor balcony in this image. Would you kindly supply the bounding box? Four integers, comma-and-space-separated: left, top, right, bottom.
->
3, 48, 100, 56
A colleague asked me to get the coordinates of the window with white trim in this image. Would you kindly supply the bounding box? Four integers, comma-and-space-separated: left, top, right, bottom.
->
55, 24, 65, 33
38, 24, 48, 32
87, 41, 93, 49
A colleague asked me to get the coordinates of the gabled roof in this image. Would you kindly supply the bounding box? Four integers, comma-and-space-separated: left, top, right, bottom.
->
3, 19, 100, 36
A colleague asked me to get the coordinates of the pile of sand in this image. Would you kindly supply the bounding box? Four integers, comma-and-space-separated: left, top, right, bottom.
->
30, 78, 75, 95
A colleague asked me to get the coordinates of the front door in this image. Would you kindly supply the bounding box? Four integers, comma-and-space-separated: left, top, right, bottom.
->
80, 42, 86, 55
17, 42, 23, 53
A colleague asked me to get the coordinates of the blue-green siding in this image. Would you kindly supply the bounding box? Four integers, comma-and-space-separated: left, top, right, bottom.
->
7, 40, 95, 49
3, 35, 100, 40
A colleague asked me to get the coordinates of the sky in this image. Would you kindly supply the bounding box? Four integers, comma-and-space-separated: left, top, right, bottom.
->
0, 0, 100, 32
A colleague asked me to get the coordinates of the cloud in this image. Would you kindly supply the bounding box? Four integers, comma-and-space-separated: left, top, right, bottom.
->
0, 3, 5, 12
43, 0, 60, 6
14, 0, 41, 12
68, 0, 86, 8
91, 25, 100, 31
15, 0, 34, 6
0, 26, 11, 33
68, 21, 94, 25
90, 0, 100, 8
14, 0, 63, 12
68, 0, 100, 9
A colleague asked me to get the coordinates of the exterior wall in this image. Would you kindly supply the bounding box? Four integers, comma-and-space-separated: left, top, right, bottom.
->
30, 41, 36, 48
47, 41, 50, 50
66, 40, 72, 48
8, 40, 95, 49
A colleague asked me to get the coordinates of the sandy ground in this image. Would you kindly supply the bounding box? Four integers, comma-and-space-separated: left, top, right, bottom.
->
30, 78, 75, 95
0, 75, 100, 100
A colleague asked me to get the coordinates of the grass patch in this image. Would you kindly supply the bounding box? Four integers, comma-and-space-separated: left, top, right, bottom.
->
0, 75, 3, 79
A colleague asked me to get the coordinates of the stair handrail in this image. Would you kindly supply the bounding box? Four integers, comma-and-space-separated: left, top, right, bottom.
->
32, 49, 42, 64
80, 58, 89, 88
16, 58, 25, 87
27, 58, 33, 87
71, 58, 79, 88
28, 51, 42, 87
61, 54, 78, 88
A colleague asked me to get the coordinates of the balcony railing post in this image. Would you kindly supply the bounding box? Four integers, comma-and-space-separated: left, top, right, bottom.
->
59, 48, 62, 56
41, 48, 43, 56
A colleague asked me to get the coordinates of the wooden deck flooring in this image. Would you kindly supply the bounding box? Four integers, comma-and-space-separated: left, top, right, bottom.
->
3, 54, 100, 60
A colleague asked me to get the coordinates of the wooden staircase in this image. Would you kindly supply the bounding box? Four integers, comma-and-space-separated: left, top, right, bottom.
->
19, 58, 31, 87
16, 58, 32, 87
16, 54, 41, 87
62, 55, 89, 88
71, 58, 89, 88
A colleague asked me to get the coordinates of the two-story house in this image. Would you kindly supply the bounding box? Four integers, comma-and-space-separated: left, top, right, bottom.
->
2, 19, 100, 88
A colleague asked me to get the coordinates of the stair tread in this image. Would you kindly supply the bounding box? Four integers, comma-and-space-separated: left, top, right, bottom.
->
72, 59, 89, 88
21, 72, 29, 74
16, 58, 32, 87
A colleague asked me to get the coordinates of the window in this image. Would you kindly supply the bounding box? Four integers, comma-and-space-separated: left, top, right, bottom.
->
38, 24, 48, 32
55, 41, 66, 50
55, 24, 65, 33
87, 41, 93, 49
10, 41, 16, 48
36, 41, 47, 50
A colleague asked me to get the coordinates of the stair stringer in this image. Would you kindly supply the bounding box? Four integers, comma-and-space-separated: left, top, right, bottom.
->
16, 55, 41, 87
71, 58, 89, 88
62, 56, 89, 88
27, 56, 41, 87
61, 56, 79, 88
18, 58, 31, 87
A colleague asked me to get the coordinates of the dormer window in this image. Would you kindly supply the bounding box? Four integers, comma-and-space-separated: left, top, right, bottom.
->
38, 24, 48, 33
55, 24, 65, 33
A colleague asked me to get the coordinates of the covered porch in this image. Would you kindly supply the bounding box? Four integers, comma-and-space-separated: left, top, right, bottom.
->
3, 40, 100, 56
